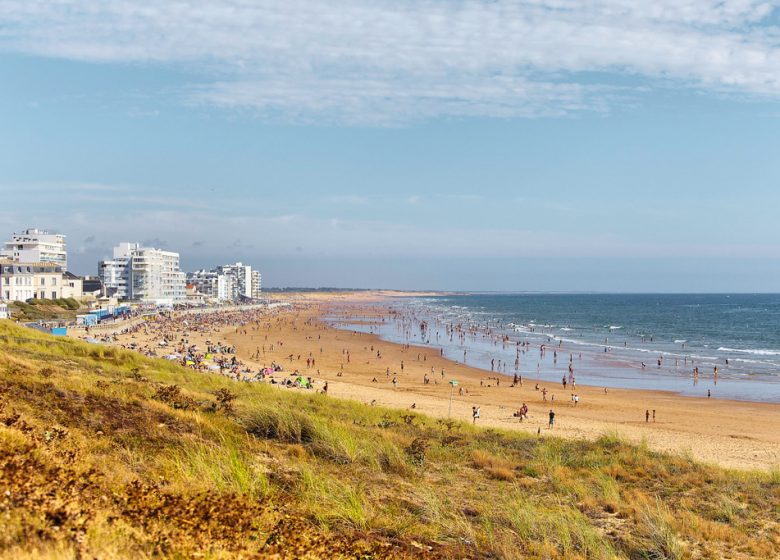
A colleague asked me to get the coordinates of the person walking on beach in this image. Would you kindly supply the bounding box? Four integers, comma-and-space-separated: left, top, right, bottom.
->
548, 409, 555, 429
646, 409, 650, 422
472, 406, 480, 424
392, 377, 398, 388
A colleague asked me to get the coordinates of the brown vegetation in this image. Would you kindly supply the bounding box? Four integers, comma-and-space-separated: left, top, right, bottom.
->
1, 320, 778, 559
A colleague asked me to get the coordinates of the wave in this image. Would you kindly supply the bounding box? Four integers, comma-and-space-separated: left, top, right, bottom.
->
609, 325, 622, 330
718, 347, 780, 356
730, 357, 780, 366
674, 340, 687, 344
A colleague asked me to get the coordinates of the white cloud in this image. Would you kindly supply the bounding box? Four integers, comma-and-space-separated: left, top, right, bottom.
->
0, 181, 125, 193
0, 0, 779, 123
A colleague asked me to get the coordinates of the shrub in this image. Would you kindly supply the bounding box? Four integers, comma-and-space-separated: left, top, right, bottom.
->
472, 449, 514, 471
485, 466, 515, 481
244, 406, 318, 444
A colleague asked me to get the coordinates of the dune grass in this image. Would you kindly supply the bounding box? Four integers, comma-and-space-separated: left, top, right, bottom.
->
0, 319, 778, 559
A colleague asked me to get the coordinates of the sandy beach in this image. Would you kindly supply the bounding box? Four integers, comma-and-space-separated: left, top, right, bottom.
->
97, 293, 780, 471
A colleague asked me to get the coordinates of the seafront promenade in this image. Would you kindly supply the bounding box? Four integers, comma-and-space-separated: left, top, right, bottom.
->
67, 303, 277, 336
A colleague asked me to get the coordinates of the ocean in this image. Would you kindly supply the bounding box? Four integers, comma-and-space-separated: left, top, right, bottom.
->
334, 293, 780, 403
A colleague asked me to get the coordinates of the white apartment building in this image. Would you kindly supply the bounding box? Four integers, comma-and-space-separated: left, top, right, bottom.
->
1, 228, 67, 270
98, 242, 136, 299
99, 243, 186, 305
216, 262, 253, 300
0, 260, 64, 302
187, 269, 219, 299
186, 262, 261, 302
252, 270, 262, 299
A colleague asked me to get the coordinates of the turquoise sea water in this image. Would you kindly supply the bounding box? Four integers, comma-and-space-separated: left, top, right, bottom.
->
334, 293, 780, 403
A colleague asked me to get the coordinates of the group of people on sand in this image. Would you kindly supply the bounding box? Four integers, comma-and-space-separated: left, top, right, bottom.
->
84, 306, 333, 393
85, 302, 684, 433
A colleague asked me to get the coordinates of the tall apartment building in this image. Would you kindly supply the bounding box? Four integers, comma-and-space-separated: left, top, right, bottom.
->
251, 270, 262, 299
99, 243, 186, 305
1, 228, 67, 270
98, 242, 135, 300
216, 262, 253, 300
187, 269, 219, 299
186, 262, 261, 302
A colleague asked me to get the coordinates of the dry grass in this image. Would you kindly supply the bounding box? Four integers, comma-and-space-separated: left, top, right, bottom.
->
1, 320, 779, 559
472, 449, 517, 480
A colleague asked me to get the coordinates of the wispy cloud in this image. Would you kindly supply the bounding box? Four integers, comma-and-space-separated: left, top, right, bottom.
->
76, 194, 210, 210
0, 181, 125, 193
1, 1, 778, 124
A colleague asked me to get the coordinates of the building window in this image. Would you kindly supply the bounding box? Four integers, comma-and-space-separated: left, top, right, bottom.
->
52, 291, 57, 299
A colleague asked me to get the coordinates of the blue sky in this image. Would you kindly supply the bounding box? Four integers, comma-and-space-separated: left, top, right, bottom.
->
1, 1, 779, 291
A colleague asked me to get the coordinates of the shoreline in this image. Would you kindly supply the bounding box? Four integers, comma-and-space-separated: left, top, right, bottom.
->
327, 315, 780, 404
224, 298, 780, 471
332, 293, 780, 403
91, 293, 780, 471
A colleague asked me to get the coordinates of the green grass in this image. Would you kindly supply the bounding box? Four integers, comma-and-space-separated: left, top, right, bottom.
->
0, 319, 778, 559
8, 298, 81, 321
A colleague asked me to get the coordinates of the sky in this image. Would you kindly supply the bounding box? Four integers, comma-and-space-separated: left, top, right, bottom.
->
1, 0, 779, 291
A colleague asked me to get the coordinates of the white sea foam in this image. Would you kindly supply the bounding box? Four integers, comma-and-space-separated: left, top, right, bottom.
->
674, 340, 687, 344
609, 325, 622, 330
730, 357, 780, 366
718, 347, 780, 356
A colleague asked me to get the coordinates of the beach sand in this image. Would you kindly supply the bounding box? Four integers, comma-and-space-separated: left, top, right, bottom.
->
100, 293, 780, 471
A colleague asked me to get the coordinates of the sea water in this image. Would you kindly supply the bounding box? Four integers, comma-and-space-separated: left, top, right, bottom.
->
333, 293, 780, 403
